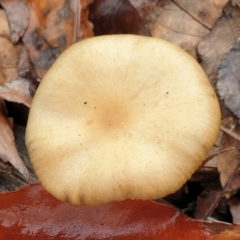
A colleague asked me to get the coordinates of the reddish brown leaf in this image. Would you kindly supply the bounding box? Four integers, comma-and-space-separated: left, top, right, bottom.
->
0, 183, 214, 240
89, 0, 150, 36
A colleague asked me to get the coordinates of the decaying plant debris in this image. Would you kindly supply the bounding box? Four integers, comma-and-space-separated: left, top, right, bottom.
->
1, 0, 240, 234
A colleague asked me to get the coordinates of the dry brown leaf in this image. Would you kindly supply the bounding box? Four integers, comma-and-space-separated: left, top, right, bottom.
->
131, 0, 210, 58
225, 172, 240, 193
0, 9, 22, 83
231, 0, 240, 7
0, 98, 29, 180
198, 2, 240, 86
204, 131, 223, 168
129, 0, 167, 25
22, 0, 93, 79
173, 0, 228, 29
0, 9, 34, 106
17, 45, 32, 78
217, 39, 240, 121
209, 119, 240, 194
0, 0, 29, 43
0, 4, 33, 80
195, 190, 222, 220
215, 120, 240, 190
0, 78, 34, 107
216, 134, 240, 188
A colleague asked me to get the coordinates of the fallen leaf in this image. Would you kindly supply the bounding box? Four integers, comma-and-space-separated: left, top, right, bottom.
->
0, 0, 29, 43
202, 125, 225, 168
131, 0, 210, 58
198, 2, 240, 85
224, 172, 240, 193
231, 0, 240, 7
0, 98, 29, 180
0, 124, 38, 193
0, 8, 34, 105
0, 183, 214, 240
217, 127, 240, 189
0, 9, 23, 83
22, 0, 93, 79
173, 0, 228, 29
217, 38, 240, 121
195, 190, 222, 220
89, 0, 151, 36
0, 78, 34, 107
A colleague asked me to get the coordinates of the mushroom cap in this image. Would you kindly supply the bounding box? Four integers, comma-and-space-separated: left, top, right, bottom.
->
26, 35, 220, 206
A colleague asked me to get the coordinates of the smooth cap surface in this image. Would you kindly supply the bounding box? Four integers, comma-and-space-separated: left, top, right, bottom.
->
26, 35, 220, 206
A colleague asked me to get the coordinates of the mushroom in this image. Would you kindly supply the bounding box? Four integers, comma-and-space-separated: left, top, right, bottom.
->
25, 35, 220, 206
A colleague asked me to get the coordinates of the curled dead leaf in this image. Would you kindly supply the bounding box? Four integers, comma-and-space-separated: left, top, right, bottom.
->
0, 99, 29, 180
0, 78, 34, 107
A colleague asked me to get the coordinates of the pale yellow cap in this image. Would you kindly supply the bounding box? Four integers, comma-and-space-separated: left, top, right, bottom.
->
26, 35, 220, 206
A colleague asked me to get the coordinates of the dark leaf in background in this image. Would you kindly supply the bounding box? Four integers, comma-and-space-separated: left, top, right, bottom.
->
89, 0, 151, 36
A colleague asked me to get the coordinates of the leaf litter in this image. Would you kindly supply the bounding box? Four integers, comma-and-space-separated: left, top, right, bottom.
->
1, 0, 240, 238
